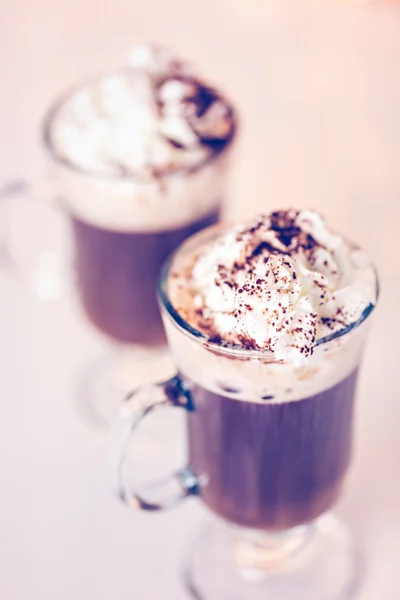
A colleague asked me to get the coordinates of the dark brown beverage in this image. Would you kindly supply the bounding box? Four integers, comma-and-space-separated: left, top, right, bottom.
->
71, 207, 220, 345
185, 369, 358, 531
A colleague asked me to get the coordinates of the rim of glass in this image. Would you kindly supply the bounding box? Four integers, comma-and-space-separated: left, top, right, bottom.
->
41, 69, 237, 183
157, 223, 380, 359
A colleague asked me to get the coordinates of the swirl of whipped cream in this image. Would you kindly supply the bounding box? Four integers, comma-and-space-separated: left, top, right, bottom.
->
48, 45, 236, 177
172, 209, 376, 363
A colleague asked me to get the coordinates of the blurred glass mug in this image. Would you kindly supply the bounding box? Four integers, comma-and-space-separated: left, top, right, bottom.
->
111, 224, 379, 600
0, 46, 237, 428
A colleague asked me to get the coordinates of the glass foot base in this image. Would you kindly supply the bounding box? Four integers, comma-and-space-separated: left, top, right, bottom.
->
183, 516, 362, 600
75, 345, 175, 431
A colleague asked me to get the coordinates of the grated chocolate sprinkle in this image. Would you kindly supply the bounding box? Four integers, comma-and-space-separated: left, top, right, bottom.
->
171, 209, 374, 362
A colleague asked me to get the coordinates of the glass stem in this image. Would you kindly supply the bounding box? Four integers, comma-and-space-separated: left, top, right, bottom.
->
230, 523, 315, 571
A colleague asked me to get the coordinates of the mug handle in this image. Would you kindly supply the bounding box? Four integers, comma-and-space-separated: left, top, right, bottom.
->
0, 177, 71, 298
110, 375, 199, 511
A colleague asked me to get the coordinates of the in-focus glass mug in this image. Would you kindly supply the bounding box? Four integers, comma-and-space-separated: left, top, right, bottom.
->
0, 51, 237, 428
111, 224, 379, 600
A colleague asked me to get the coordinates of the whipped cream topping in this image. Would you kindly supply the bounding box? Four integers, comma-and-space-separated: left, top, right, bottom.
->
171, 209, 376, 363
48, 45, 236, 178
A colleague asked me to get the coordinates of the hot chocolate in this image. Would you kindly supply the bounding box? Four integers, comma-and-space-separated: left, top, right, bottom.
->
45, 45, 237, 343
166, 210, 377, 529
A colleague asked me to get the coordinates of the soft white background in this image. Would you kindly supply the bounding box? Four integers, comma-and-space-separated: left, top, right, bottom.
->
0, 0, 399, 598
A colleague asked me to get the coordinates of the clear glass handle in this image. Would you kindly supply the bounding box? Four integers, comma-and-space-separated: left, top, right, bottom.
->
110, 375, 199, 511
0, 177, 72, 299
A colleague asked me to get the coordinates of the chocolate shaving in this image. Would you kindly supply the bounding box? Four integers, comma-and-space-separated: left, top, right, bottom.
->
261, 394, 274, 401
165, 137, 186, 149
251, 241, 285, 257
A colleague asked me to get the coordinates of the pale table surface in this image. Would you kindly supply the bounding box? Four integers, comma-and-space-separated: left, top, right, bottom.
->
0, 1, 399, 598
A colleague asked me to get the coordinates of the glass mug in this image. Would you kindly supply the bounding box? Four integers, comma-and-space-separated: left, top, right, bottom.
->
0, 72, 235, 429
111, 224, 379, 600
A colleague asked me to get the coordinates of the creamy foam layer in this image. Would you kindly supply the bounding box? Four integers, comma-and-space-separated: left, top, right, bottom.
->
47, 46, 236, 232
163, 314, 368, 403
170, 210, 376, 363
54, 155, 228, 232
